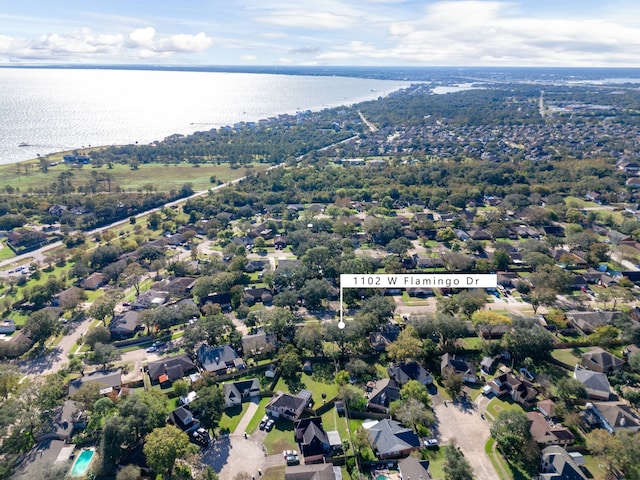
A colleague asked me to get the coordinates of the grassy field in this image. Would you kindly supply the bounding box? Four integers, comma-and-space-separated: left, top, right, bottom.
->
0, 242, 15, 261
218, 402, 250, 434
0, 159, 267, 193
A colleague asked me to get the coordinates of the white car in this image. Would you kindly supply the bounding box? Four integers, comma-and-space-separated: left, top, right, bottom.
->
424, 439, 439, 448
146, 346, 157, 353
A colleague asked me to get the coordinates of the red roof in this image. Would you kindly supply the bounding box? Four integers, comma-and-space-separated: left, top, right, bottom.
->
158, 374, 169, 383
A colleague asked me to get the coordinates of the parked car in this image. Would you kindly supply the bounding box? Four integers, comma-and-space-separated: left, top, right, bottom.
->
265, 419, 275, 432
190, 428, 211, 447
285, 454, 300, 466
259, 415, 269, 430
145, 346, 157, 353
424, 439, 439, 448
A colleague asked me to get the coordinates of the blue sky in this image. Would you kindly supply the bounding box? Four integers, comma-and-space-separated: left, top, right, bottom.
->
1, 0, 639, 66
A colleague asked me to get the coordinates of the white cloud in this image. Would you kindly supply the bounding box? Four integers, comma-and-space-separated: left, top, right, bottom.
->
157, 32, 213, 53
256, 10, 357, 30
241, 54, 257, 61
128, 27, 155, 48
0, 26, 214, 62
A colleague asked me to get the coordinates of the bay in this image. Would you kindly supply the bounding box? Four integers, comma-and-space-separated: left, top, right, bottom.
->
0, 68, 409, 165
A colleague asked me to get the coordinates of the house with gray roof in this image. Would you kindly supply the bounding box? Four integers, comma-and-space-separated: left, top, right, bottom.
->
222, 378, 260, 408
583, 401, 640, 433
387, 361, 433, 386
365, 419, 421, 459
573, 366, 612, 401
109, 310, 142, 339
68, 369, 122, 396
398, 456, 432, 480
580, 347, 625, 374
566, 311, 620, 335
285, 463, 339, 480
367, 378, 401, 413
441, 353, 477, 383
266, 390, 312, 421
196, 344, 245, 375
147, 354, 197, 384
295, 417, 330, 464
539, 445, 587, 480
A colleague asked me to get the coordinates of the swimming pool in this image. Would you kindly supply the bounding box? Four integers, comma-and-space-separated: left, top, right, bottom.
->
70, 448, 95, 477
374, 475, 392, 480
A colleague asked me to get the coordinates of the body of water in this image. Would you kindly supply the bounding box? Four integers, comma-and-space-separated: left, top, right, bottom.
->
0, 68, 409, 165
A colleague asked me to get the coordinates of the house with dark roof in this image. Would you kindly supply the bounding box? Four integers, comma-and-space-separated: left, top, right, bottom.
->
539, 445, 587, 480
367, 378, 401, 413
387, 361, 433, 386
168, 406, 200, 433
222, 378, 260, 408
369, 324, 401, 351
109, 310, 142, 339
488, 373, 538, 406
266, 390, 312, 421
398, 456, 432, 480
68, 369, 122, 396
365, 419, 421, 459
583, 402, 640, 433
527, 412, 575, 446
196, 344, 245, 375
580, 347, 625, 374
294, 417, 331, 464
441, 353, 477, 383
147, 354, 197, 384
36, 400, 87, 443
573, 366, 612, 401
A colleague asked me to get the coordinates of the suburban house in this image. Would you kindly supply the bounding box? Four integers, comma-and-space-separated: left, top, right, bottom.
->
284, 463, 340, 480
488, 373, 538, 406
36, 400, 87, 443
369, 324, 401, 351
196, 344, 245, 375
222, 378, 260, 408
398, 456, 433, 480
109, 310, 142, 339
0, 319, 17, 335
565, 311, 619, 335
527, 412, 575, 446
147, 354, 197, 384
537, 399, 557, 420
80, 272, 105, 290
573, 366, 613, 401
241, 330, 277, 356
387, 361, 433, 386
132, 290, 168, 310
168, 406, 200, 433
365, 419, 421, 459
68, 369, 122, 396
539, 445, 587, 480
441, 353, 477, 383
294, 417, 331, 464
367, 378, 401, 413
580, 347, 625, 374
583, 402, 640, 433
266, 390, 313, 421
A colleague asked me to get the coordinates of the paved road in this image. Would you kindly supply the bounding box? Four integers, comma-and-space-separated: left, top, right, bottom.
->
432, 393, 498, 480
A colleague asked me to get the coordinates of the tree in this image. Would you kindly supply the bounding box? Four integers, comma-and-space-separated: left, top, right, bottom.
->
443, 440, 474, 480
390, 397, 435, 429
527, 287, 557, 314
442, 369, 464, 399
0, 364, 20, 400
24, 309, 60, 346
88, 342, 121, 368
386, 326, 423, 363
143, 425, 198, 476
119, 262, 146, 297
456, 290, 486, 318
277, 344, 301, 379
83, 325, 111, 349
400, 379, 432, 407
471, 310, 512, 339
173, 379, 190, 399
116, 465, 141, 480
492, 248, 511, 270
71, 382, 103, 410
119, 390, 168, 441
88, 291, 121, 324
191, 384, 225, 430
556, 377, 587, 404
490, 409, 533, 461
295, 322, 324, 356
300, 278, 332, 310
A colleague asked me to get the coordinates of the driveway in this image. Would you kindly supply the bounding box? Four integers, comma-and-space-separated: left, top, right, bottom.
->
203, 398, 284, 479
432, 393, 498, 480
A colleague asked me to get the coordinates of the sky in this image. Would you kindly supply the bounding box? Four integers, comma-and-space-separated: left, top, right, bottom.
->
1, 0, 640, 67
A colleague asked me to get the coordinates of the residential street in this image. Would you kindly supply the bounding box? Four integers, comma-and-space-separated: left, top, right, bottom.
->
432, 393, 498, 480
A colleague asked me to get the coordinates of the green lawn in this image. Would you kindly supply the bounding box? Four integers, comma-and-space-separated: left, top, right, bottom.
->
551, 348, 587, 367
273, 370, 340, 402
262, 466, 285, 480
263, 416, 297, 455
321, 407, 352, 453
485, 397, 524, 421
218, 402, 250, 434
423, 446, 447, 479
0, 242, 15, 261
245, 396, 271, 434
582, 453, 608, 480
